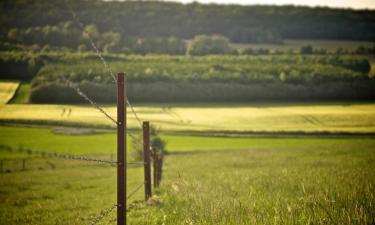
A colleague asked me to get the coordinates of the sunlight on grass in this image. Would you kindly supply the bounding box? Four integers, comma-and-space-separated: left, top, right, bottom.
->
0, 81, 19, 104
1, 103, 375, 133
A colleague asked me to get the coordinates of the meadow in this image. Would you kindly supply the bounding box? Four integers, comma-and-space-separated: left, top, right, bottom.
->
0, 125, 374, 224
1, 102, 375, 134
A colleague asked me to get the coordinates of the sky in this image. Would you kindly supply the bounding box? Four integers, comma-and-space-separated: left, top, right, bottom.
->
160, 0, 375, 9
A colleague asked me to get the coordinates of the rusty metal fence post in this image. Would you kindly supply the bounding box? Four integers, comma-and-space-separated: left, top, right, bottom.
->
117, 73, 126, 225
143, 121, 152, 200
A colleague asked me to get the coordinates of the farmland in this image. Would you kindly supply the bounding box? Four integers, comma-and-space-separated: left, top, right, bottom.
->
1, 50, 375, 224
0, 125, 374, 224
231, 39, 375, 52
1, 102, 375, 134
1, 0, 375, 224
0, 81, 19, 104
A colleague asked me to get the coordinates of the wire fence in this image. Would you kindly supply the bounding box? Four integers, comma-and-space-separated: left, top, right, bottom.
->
0, 4, 159, 225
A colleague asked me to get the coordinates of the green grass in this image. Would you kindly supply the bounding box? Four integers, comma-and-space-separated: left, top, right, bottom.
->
156, 140, 375, 225
2, 125, 373, 157
0, 161, 145, 225
1, 102, 375, 133
0, 80, 19, 104
9, 82, 30, 104
1, 125, 374, 224
0, 126, 117, 158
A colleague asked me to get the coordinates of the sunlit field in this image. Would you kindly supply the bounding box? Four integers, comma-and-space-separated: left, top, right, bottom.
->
0, 81, 19, 104
1, 102, 375, 133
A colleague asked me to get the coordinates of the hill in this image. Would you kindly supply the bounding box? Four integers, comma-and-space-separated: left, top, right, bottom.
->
1, 0, 375, 47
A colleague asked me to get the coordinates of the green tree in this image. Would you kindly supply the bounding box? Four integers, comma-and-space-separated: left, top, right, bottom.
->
300, 45, 313, 54
187, 35, 236, 55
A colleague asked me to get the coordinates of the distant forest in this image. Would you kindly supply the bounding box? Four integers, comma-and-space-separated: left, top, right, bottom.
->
1, 0, 375, 45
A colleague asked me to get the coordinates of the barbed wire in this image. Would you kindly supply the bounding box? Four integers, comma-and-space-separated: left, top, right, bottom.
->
127, 182, 145, 200
0, 145, 147, 169
62, 76, 117, 125
89, 204, 117, 225
67, 4, 117, 84
0, 145, 117, 165
68, 3, 146, 129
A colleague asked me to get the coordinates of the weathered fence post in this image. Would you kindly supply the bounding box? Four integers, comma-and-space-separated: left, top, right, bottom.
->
143, 121, 152, 200
117, 73, 127, 225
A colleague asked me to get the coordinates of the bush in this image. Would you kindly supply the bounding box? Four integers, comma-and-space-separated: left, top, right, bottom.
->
300, 45, 313, 54
187, 35, 237, 55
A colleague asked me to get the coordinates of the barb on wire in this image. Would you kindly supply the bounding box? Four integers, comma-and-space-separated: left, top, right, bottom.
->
89, 204, 117, 225
62, 76, 117, 125
127, 182, 145, 200
67, 4, 117, 84
0, 145, 118, 166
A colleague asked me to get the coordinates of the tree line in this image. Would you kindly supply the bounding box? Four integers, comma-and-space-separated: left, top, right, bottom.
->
1, 0, 375, 46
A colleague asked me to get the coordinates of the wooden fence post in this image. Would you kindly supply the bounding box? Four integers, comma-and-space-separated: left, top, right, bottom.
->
143, 121, 152, 200
117, 73, 126, 225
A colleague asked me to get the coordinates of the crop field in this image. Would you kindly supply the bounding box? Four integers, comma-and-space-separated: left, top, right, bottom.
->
231, 39, 375, 52
0, 81, 19, 104
1, 125, 375, 224
1, 102, 375, 134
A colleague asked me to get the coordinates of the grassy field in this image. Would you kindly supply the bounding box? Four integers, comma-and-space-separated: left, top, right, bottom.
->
0, 102, 375, 134
2, 125, 374, 158
9, 82, 30, 104
0, 125, 374, 224
232, 39, 375, 52
0, 81, 19, 104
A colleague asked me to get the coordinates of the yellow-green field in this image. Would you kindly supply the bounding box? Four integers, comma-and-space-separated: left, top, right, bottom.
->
0, 81, 19, 104
0, 102, 375, 133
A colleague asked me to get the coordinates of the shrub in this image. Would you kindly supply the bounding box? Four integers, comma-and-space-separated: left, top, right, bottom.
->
187, 35, 237, 55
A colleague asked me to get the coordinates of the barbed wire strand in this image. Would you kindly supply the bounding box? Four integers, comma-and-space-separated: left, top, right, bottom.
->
68, 3, 146, 128
0, 145, 117, 165
62, 76, 117, 125
127, 182, 145, 200
89, 204, 117, 225
67, 4, 117, 84
0, 145, 146, 168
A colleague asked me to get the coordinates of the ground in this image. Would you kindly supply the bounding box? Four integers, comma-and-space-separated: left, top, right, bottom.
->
0, 125, 374, 225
